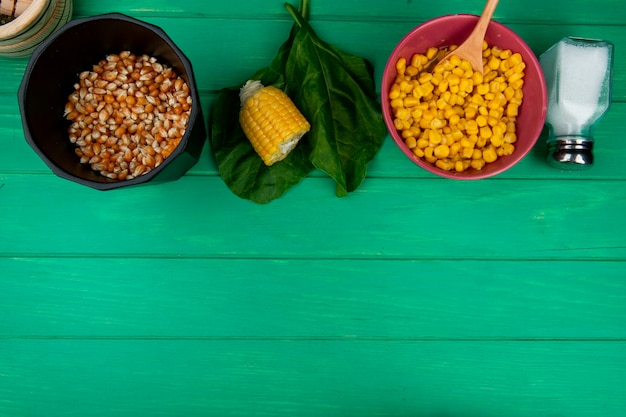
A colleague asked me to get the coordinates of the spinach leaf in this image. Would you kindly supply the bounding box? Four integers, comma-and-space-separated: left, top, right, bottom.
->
211, 86, 314, 204
210, 2, 314, 204
209, 0, 386, 203
284, 3, 386, 196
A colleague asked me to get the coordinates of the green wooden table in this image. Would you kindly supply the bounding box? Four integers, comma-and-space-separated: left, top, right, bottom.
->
1, 0, 625, 415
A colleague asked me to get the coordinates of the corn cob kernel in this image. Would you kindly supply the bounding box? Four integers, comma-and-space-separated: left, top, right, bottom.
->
239, 80, 311, 166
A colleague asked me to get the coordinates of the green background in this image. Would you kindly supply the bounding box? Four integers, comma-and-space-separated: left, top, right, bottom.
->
1, 0, 625, 415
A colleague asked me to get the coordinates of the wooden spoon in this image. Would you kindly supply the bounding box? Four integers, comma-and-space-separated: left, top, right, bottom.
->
440, 0, 501, 74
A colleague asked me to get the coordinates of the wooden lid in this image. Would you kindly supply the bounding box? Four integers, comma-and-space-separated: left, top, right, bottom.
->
0, 0, 49, 39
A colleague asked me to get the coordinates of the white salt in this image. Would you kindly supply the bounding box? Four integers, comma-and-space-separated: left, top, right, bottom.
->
540, 38, 611, 136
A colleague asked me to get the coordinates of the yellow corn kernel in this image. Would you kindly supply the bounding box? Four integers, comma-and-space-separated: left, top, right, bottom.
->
422, 109, 436, 121
460, 136, 474, 148
396, 57, 407, 75
438, 78, 450, 93
476, 115, 488, 127
399, 79, 411, 93
455, 160, 465, 172
420, 82, 435, 97
443, 107, 456, 119
471, 159, 486, 170
504, 132, 517, 143
446, 74, 460, 86
389, 83, 401, 100
390, 98, 404, 108
509, 52, 524, 66
403, 96, 420, 108
413, 147, 425, 158
510, 78, 524, 90
483, 70, 498, 83
411, 53, 428, 68
488, 117, 500, 128
416, 138, 430, 149
393, 107, 410, 120
411, 108, 423, 120
449, 142, 461, 157
419, 118, 432, 130
472, 71, 484, 85
451, 128, 464, 142
506, 103, 519, 118
429, 129, 443, 145
487, 56, 501, 70
502, 142, 515, 155
434, 144, 450, 159
476, 83, 490, 96
508, 71, 524, 84
489, 108, 504, 120
239, 80, 311, 166
419, 72, 433, 84
470, 94, 485, 106
426, 47, 439, 60
492, 123, 505, 138
490, 133, 504, 148
402, 128, 417, 139
408, 66, 420, 77
465, 120, 479, 135
436, 159, 454, 171
506, 121, 516, 132
462, 146, 474, 159
482, 146, 498, 163
431, 118, 446, 129
480, 126, 492, 139
459, 78, 472, 94
405, 136, 417, 149
499, 49, 512, 60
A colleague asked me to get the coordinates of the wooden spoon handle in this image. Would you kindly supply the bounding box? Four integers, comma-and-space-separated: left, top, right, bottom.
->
468, 0, 501, 50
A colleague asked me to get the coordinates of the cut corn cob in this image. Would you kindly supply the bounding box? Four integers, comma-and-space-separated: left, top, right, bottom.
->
239, 80, 311, 166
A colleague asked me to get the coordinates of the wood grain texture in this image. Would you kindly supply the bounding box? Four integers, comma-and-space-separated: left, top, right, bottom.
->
1, 258, 625, 338
2, 19, 626, 100
1, 340, 625, 417
1, 175, 625, 260
1, 0, 625, 416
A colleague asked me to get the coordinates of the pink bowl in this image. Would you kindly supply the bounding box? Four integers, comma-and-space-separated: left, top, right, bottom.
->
381, 14, 547, 179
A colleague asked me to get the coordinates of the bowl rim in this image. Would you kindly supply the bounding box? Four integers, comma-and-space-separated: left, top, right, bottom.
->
17, 12, 204, 190
381, 14, 548, 180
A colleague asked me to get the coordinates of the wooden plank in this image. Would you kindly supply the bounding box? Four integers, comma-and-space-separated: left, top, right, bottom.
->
0, 340, 624, 417
3, 20, 626, 100
3, 94, 625, 179
1, 258, 625, 338
0, 175, 625, 260
68, 0, 626, 26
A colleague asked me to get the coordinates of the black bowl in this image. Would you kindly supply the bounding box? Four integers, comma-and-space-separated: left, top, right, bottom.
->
18, 13, 206, 190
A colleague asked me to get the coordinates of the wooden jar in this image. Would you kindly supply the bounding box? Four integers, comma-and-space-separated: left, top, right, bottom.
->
0, 0, 73, 58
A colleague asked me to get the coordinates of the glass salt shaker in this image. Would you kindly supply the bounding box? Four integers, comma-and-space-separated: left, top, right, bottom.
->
539, 37, 614, 169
